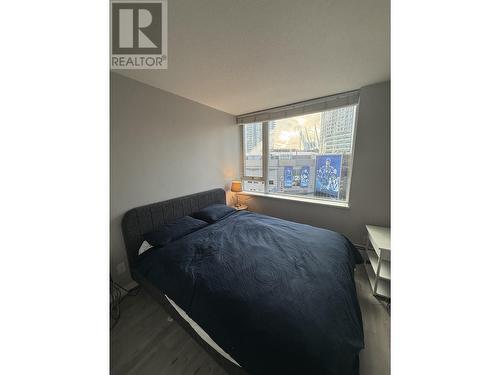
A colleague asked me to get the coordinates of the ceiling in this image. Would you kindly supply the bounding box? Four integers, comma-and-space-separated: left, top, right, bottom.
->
116, 0, 390, 115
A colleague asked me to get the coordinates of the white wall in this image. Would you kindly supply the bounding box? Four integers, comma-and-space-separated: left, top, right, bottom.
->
240, 81, 390, 246
110, 73, 240, 285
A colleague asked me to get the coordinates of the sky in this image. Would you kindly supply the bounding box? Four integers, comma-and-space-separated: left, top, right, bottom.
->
271, 112, 321, 150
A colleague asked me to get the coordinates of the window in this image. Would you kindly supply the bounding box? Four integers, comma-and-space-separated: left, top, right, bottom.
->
241, 104, 358, 205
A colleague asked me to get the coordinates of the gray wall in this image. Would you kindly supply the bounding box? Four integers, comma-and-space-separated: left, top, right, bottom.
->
240, 81, 390, 246
111, 73, 240, 285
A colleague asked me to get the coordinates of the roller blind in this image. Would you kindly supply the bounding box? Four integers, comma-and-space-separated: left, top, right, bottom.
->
236, 90, 360, 125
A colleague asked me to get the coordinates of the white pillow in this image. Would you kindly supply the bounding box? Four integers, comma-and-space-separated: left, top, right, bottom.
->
138, 240, 153, 255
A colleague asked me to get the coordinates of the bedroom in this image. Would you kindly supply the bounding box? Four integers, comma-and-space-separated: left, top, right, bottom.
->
2, 1, 499, 375
109, 1, 389, 373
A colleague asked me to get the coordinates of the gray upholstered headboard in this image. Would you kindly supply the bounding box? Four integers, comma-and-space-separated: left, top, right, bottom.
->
121, 188, 226, 271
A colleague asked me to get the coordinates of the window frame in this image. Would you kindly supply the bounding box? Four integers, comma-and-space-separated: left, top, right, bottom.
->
241, 105, 359, 208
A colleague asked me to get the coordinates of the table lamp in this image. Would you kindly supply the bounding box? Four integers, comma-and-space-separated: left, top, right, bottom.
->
230, 180, 242, 207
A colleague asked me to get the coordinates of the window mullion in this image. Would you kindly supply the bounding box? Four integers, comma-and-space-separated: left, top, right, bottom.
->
240, 124, 245, 180
262, 121, 269, 193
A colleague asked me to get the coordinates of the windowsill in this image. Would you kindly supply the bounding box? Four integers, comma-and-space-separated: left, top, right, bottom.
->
239, 191, 350, 208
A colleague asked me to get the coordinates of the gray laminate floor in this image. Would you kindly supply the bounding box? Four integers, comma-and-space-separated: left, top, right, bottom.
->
111, 266, 390, 375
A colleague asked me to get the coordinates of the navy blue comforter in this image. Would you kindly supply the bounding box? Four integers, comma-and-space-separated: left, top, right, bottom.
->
135, 210, 364, 375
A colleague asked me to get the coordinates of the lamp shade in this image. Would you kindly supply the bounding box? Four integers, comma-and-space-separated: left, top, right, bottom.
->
230, 180, 242, 193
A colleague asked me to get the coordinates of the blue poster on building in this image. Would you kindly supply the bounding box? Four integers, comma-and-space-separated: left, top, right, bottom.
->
315, 155, 342, 198
284, 166, 293, 188
300, 166, 310, 187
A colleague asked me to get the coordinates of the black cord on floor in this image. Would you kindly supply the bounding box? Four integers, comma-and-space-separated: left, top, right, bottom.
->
110, 277, 140, 330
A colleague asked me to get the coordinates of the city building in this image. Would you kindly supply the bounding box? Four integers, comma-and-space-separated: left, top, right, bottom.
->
319, 106, 356, 154
244, 122, 262, 153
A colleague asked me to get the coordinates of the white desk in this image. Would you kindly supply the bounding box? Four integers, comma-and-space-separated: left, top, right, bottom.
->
364, 225, 391, 298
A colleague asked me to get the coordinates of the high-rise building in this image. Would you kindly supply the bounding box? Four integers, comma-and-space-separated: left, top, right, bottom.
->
319, 106, 356, 154
244, 122, 262, 153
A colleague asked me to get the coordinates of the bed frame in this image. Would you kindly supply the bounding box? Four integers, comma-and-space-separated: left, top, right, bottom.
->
121, 188, 247, 375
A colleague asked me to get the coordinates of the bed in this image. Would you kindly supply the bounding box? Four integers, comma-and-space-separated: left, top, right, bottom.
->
121, 188, 364, 375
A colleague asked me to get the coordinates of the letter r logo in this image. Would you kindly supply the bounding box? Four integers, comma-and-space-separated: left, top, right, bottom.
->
112, 2, 162, 54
